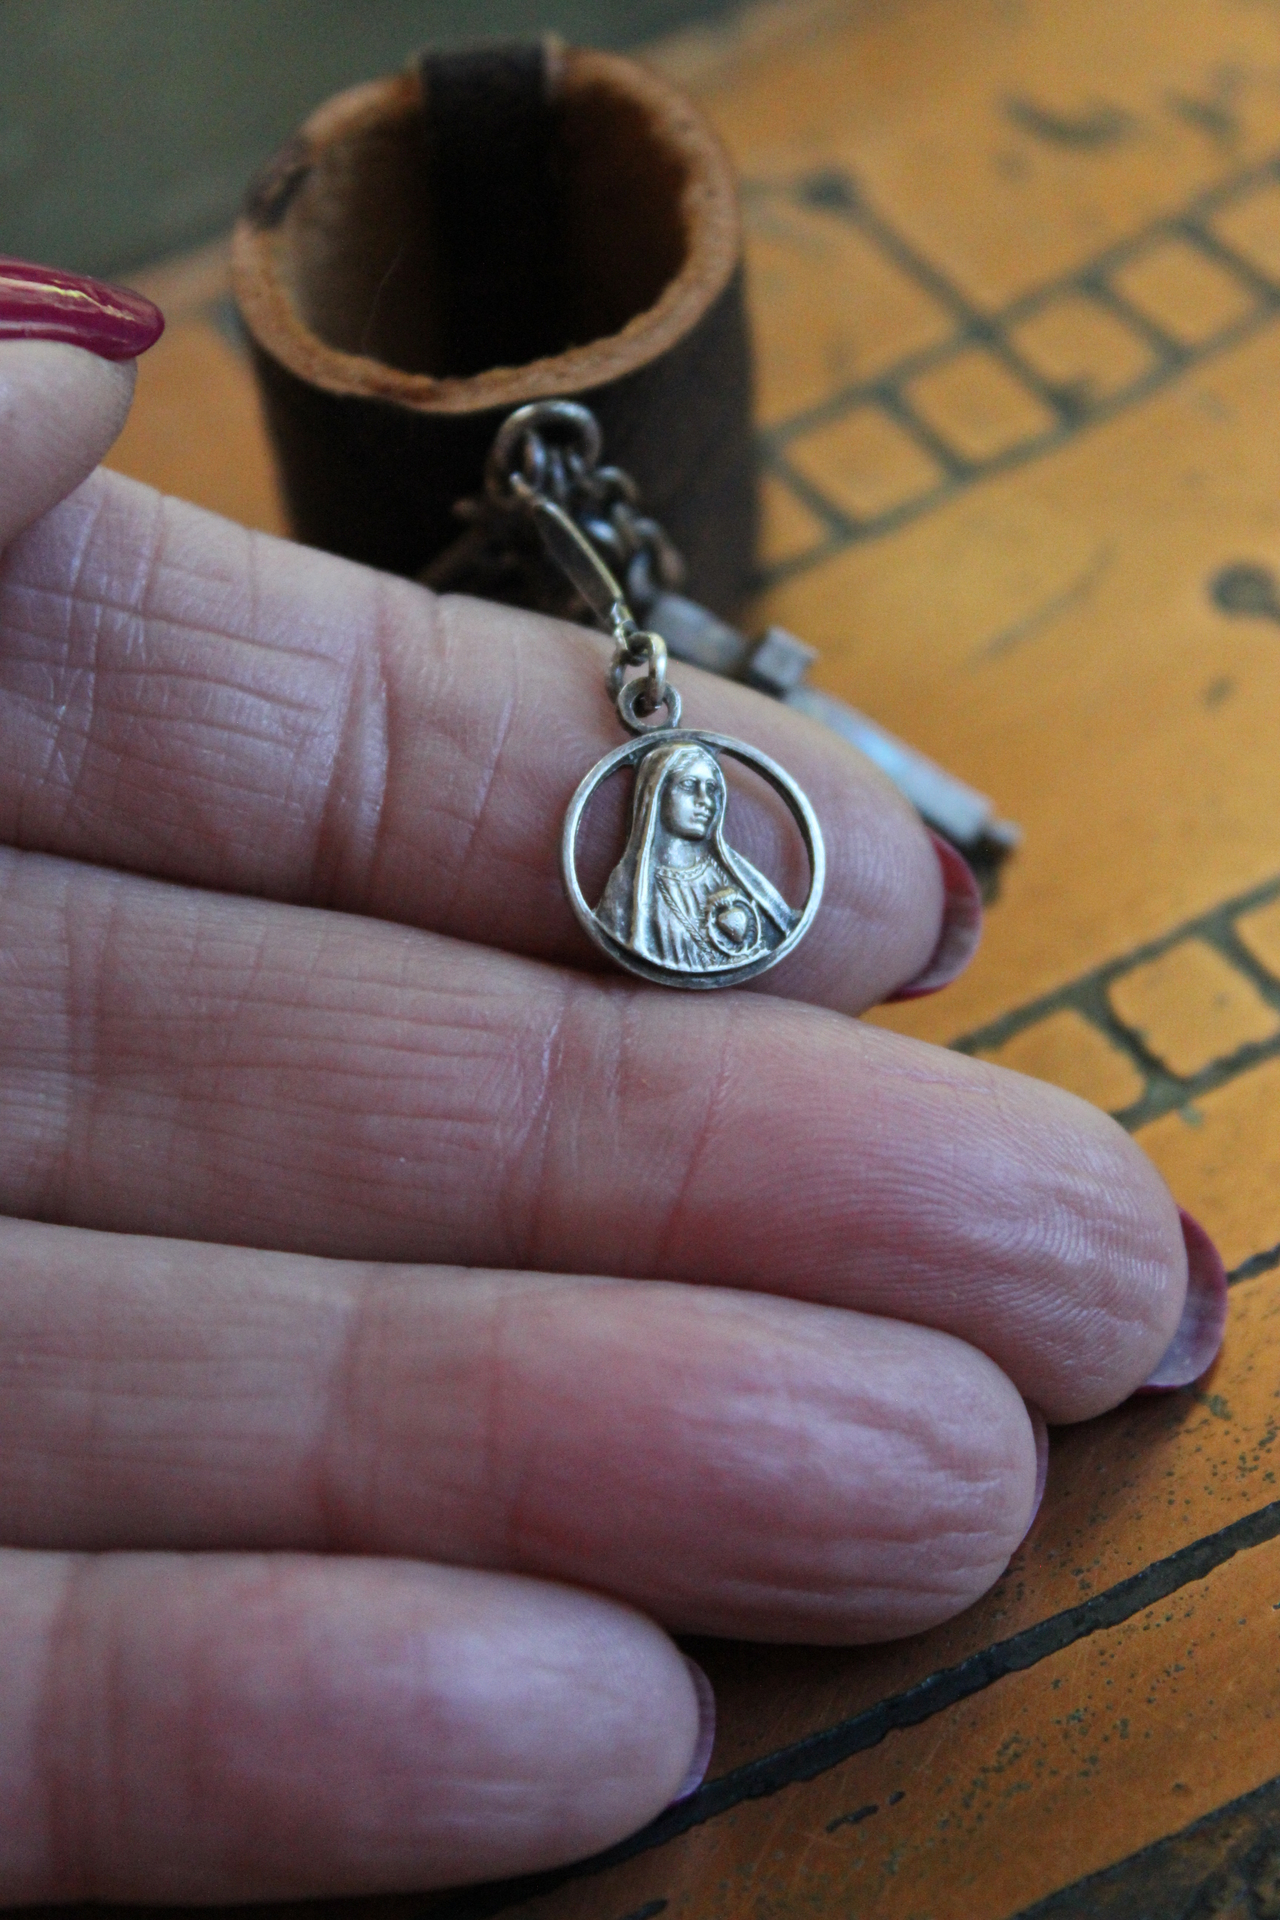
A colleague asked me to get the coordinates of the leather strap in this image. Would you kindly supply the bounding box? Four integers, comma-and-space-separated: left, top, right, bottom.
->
419, 43, 564, 377
233, 44, 755, 615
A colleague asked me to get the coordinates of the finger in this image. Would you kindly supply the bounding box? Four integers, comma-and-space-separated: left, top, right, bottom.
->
0, 466, 947, 1012
0, 846, 1183, 1421
0, 1547, 700, 1902
0, 341, 135, 547
0, 1215, 1038, 1642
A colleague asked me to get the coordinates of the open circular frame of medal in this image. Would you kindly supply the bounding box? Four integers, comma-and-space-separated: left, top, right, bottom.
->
561, 728, 826, 989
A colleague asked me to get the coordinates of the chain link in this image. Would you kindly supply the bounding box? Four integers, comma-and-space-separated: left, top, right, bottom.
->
606, 619, 671, 725
484, 401, 685, 618
484, 402, 684, 732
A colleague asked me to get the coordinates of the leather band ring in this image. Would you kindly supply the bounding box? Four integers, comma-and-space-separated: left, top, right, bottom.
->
231, 41, 756, 615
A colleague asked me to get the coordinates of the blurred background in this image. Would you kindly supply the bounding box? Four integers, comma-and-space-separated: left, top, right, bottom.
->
0, 0, 747, 278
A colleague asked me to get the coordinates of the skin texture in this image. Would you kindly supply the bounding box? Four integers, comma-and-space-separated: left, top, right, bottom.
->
0, 338, 1196, 1901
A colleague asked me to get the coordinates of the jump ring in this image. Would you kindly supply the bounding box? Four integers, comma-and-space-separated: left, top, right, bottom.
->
607, 625, 663, 696
617, 676, 682, 733
607, 639, 635, 699
643, 639, 667, 708
486, 400, 602, 502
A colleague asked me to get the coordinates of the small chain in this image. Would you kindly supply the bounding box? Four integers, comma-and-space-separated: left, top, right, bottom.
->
486, 403, 683, 732
484, 401, 685, 616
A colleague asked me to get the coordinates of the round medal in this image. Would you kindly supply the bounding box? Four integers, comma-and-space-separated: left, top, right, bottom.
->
561, 728, 824, 990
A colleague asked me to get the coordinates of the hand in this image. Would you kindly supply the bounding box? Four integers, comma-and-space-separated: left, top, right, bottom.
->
0, 300, 1219, 1903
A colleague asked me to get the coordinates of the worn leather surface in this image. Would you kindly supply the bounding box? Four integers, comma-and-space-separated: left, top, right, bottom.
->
420, 42, 565, 377
232, 43, 755, 613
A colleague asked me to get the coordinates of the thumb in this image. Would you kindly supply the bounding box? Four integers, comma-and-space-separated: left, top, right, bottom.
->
0, 257, 164, 549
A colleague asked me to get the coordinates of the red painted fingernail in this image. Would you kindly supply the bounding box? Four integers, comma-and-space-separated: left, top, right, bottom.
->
1138, 1210, 1228, 1392
1020, 1403, 1049, 1543
884, 830, 984, 1001
668, 1657, 716, 1804
0, 256, 164, 361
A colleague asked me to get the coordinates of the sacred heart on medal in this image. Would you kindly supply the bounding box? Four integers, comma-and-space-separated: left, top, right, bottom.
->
561, 729, 826, 990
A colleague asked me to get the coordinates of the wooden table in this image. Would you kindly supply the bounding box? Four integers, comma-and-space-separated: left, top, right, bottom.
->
105, 2, 1280, 1912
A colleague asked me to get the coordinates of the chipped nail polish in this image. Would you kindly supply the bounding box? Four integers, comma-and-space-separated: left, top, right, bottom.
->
1139, 1209, 1228, 1392
1021, 1403, 1049, 1542
0, 256, 164, 361
668, 1657, 717, 1805
884, 829, 984, 1002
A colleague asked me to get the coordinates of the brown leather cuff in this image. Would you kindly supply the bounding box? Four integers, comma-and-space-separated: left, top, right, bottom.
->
231, 41, 756, 615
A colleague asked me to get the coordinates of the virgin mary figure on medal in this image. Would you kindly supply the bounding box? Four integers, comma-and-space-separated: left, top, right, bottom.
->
564, 714, 823, 990
483, 401, 825, 991
594, 739, 799, 973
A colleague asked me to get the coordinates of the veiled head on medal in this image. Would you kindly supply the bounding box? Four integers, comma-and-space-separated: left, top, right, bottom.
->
561, 728, 825, 988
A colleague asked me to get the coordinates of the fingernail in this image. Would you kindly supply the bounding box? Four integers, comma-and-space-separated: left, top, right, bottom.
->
0, 256, 164, 361
668, 1657, 716, 1805
884, 830, 984, 1001
1138, 1209, 1229, 1392
1020, 1403, 1049, 1543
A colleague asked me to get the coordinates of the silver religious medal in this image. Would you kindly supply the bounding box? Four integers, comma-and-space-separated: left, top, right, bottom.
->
481, 403, 826, 990
563, 722, 824, 989
427, 401, 1019, 902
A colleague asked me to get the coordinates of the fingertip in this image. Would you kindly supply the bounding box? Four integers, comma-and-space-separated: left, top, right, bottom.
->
905, 1341, 1048, 1624
941, 1062, 1194, 1425
753, 1322, 1052, 1643
36, 1556, 706, 1901
0, 339, 137, 550
556, 1597, 710, 1843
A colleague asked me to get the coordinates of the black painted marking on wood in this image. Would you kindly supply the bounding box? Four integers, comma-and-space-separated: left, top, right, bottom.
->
974, 543, 1113, 662
1177, 211, 1280, 309
950, 867, 1280, 1137
825, 1801, 879, 1833
427, 1498, 1280, 1917
755, 147, 1280, 585
1211, 560, 1280, 622
1231, 1239, 1280, 1284
1004, 96, 1136, 149
1009, 1767, 1280, 1918
1167, 90, 1241, 152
